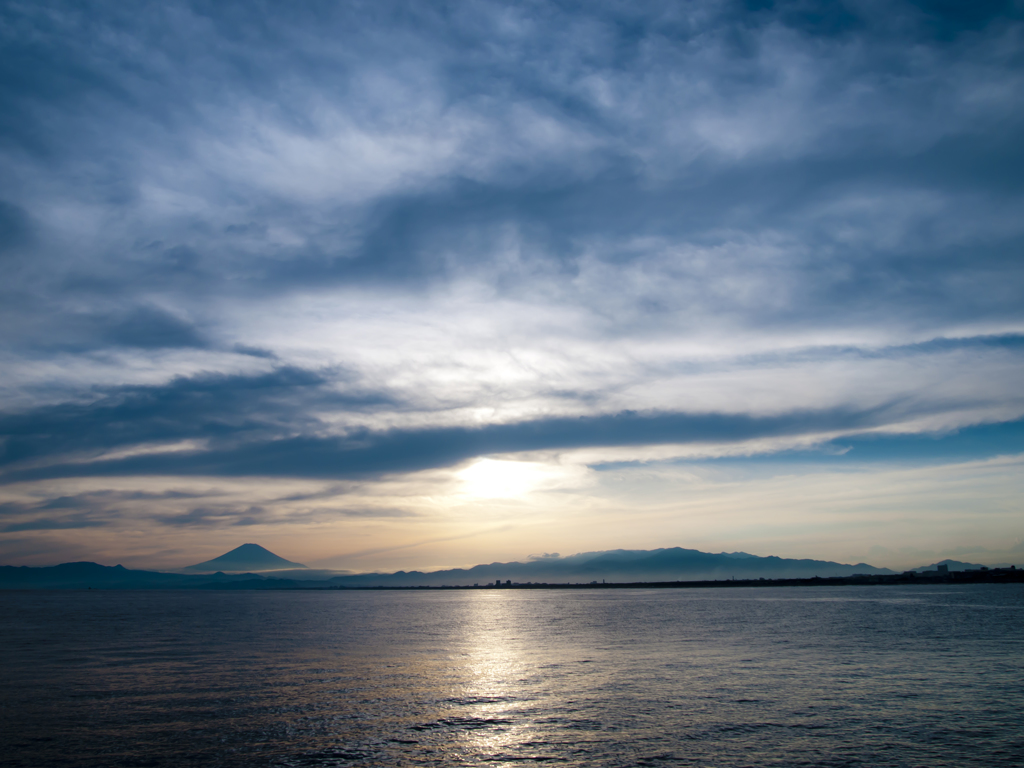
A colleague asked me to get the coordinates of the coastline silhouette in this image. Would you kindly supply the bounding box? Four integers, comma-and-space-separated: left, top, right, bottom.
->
2, 544, 1018, 590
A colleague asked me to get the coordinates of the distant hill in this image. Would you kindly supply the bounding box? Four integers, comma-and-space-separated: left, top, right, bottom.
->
0, 546, 901, 590
0, 562, 266, 589
183, 543, 307, 572
326, 547, 895, 587
911, 559, 1014, 573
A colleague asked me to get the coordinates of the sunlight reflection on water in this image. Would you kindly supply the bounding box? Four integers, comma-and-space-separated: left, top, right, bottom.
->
2, 585, 1023, 767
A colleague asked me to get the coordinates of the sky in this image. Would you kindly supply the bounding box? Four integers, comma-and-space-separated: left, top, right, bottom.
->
2, 0, 1023, 573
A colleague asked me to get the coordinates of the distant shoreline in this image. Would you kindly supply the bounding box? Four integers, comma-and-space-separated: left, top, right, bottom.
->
315, 569, 1024, 590
192, 568, 1024, 590
3, 566, 1020, 591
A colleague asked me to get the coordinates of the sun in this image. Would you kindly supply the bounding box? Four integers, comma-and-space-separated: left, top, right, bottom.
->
457, 459, 552, 499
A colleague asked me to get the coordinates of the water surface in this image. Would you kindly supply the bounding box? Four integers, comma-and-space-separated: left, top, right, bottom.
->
3, 585, 1022, 766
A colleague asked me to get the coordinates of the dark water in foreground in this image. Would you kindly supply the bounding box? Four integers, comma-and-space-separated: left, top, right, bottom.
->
2, 586, 1022, 767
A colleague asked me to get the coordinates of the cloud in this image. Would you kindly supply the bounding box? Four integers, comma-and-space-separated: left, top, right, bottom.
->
0, 395, 962, 483
0, 366, 390, 470
149, 501, 414, 528
317, 507, 418, 518
232, 344, 278, 359
153, 505, 269, 528
32, 490, 209, 508
1, 517, 108, 533
1, 0, 1024, 564
2, 355, 1024, 484
528, 552, 561, 560
0, 488, 219, 533
97, 306, 208, 350
0, 199, 33, 255
672, 418, 1024, 468
3, 1, 1022, 302
0, 496, 114, 532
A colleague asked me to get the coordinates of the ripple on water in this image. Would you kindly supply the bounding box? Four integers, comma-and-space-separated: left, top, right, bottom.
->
1, 585, 1023, 767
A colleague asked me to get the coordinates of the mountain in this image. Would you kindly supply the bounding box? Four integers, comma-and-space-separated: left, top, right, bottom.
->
911, 559, 1014, 573
0, 547, 902, 590
326, 547, 895, 587
183, 543, 307, 572
0, 562, 267, 589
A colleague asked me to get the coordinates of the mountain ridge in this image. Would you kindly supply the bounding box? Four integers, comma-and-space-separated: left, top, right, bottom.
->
0, 561, 268, 589
15, 546, 1017, 590
321, 546, 894, 587
911, 559, 1014, 572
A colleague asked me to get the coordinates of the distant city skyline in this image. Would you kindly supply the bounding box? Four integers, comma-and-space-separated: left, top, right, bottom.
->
2, 1, 1023, 573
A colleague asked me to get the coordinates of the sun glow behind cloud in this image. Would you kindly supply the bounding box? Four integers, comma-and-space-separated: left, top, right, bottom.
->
457, 459, 583, 500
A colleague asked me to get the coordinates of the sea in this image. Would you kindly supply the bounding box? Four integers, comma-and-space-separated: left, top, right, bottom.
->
2, 585, 1022, 767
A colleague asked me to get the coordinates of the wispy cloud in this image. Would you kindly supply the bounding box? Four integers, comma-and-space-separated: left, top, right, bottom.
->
2, 0, 1023, 566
